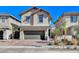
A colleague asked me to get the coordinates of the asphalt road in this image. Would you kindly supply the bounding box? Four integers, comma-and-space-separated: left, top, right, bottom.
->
0, 46, 79, 53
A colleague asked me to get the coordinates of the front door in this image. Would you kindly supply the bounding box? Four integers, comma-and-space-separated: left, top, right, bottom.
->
0, 31, 3, 39
14, 31, 20, 39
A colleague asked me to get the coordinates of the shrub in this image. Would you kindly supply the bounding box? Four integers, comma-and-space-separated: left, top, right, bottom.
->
54, 40, 61, 45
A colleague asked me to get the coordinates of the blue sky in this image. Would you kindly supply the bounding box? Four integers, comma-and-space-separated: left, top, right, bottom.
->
0, 6, 79, 26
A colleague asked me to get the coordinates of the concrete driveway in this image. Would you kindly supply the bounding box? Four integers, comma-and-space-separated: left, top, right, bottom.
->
0, 40, 48, 46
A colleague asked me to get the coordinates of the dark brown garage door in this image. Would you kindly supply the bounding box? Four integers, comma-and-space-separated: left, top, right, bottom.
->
24, 31, 45, 40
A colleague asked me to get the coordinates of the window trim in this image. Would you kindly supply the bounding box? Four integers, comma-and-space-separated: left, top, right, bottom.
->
26, 16, 30, 23
0, 16, 8, 22
70, 16, 77, 23
38, 14, 43, 23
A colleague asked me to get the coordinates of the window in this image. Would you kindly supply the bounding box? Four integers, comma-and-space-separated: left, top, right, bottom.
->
39, 15, 43, 23
26, 16, 30, 23
71, 16, 77, 23
0, 16, 8, 22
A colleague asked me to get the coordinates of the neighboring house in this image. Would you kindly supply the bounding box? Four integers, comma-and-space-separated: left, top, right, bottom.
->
0, 14, 21, 40
55, 12, 79, 36
20, 7, 52, 40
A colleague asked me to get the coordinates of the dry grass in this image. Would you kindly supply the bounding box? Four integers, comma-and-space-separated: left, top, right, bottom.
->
71, 38, 78, 47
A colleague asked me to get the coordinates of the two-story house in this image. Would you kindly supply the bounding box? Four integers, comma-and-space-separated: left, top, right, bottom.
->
55, 12, 79, 36
0, 14, 21, 40
20, 7, 51, 40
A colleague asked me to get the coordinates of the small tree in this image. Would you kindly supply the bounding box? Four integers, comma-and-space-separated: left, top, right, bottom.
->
61, 21, 67, 39
54, 28, 60, 36
11, 24, 19, 39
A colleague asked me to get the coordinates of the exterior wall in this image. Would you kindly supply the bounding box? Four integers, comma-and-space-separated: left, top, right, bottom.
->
0, 17, 9, 28
3, 30, 12, 40
21, 11, 50, 27
0, 16, 20, 40
21, 11, 32, 26
63, 16, 79, 28
55, 15, 79, 40
0, 16, 20, 30
45, 28, 50, 41
20, 30, 24, 40
9, 17, 20, 30
33, 12, 49, 26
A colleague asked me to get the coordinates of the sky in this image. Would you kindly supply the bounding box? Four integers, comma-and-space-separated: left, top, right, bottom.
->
0, 6, 79, 26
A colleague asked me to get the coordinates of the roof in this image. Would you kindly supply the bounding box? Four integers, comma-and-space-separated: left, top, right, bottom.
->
31, 9, 52, 20
19, 7, 39, 16
0, 13, 21, 23
54, 12, 79, 24
19, 7, 52, 20
31, 9, 50, 15
63, 12, 79, 16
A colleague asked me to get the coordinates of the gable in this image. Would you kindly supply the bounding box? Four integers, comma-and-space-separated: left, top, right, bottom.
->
31, 9, 52, 20
19, 7, 39, 16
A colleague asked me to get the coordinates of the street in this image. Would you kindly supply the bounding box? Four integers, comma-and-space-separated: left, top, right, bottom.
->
0, 46, 78, 53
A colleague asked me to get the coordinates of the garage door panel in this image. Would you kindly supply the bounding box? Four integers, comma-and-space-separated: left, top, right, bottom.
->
24, 31, 44, 35
24, 31, 45, 39
24, 35, 40, 39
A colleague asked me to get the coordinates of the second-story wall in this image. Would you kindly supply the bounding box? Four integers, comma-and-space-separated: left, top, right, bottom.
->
0, 15, 21, 30
21, 11, 32, 26
0, 16, 9, 28
20, 7, 51, 27
33, 11, 49, 26
9, 17, 21, 30
21, 11, 50, 26
63, 16, 79, 28
55, 13, 79, 29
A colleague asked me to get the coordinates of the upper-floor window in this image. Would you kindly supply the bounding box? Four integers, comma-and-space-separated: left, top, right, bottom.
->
26, 16, 30, 23
39, 15, 43, 23
0, 16, 8, 22
70, 16, 77, 23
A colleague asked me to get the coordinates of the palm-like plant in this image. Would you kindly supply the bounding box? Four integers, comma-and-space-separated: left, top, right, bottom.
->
54, 28, 60, 36
61, 21, 67, 39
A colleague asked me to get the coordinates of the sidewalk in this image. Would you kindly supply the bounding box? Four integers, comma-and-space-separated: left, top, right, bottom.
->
0, 45, 78, 49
